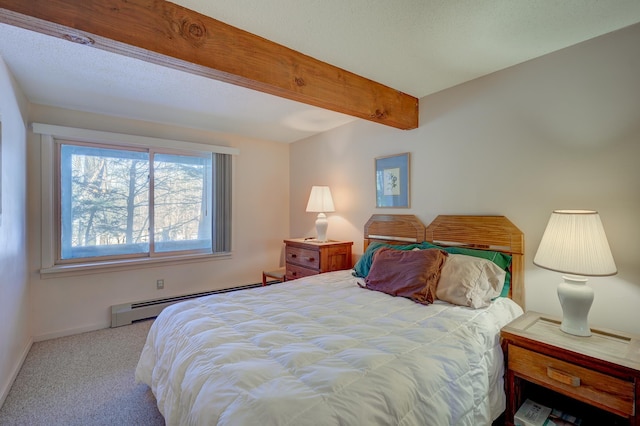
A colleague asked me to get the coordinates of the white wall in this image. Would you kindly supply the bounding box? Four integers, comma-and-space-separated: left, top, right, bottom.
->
0, 57, 30, 406
290, 24, 640, 334
27, 105, 290, 340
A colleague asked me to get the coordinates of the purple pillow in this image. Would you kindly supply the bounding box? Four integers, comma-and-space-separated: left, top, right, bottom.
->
364, 247, 448, 305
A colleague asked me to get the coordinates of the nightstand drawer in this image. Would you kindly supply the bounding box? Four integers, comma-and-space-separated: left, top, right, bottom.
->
286, 246, 320, 269
285, 263, 318, 280
508, 345, 635, 417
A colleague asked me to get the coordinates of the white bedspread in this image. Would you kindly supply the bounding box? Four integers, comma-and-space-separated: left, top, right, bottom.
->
136, 270, 523, 426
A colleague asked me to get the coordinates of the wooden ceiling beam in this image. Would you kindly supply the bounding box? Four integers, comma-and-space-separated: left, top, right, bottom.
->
0, 0, 419, 130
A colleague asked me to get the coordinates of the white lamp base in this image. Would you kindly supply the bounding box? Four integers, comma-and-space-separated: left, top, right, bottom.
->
315, 212, 329, 242
557, 275, 593, 337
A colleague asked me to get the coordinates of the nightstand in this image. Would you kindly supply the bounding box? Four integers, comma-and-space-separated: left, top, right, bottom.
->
501, 311, 640, 426
284, 239, 353, 280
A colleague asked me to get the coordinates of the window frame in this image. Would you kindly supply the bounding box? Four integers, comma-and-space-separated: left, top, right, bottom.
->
34, 123, 238, 277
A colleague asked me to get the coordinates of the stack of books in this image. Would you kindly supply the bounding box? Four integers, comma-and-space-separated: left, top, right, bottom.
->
515, 399, 583, 426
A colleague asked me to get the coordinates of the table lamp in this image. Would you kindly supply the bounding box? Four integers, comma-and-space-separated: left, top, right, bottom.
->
305, 186, 335, 242
533, 210, 617, 336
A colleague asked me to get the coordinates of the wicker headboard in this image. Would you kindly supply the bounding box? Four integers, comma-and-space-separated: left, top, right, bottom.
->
363, 214, 525, 309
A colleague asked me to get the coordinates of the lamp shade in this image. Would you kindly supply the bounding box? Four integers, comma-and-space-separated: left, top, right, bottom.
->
534, 210, 617, 277
305, 186, 335, 213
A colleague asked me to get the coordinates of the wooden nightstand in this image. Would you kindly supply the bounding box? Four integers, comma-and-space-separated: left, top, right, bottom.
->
501, 311, 640, 425
284, 239, 353, 281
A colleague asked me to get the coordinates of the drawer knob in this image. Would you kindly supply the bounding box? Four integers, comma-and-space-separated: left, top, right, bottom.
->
547, 367, 580, 387
305, 257, 315, 262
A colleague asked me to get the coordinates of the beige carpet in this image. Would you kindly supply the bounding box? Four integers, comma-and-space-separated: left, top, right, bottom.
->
0, 320, 164, 425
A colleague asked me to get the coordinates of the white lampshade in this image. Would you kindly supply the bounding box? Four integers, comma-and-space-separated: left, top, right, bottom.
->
305, 186, 335, 213
534, 210, 617, 336
534, 210, 617, 276
306, 186, 335, 242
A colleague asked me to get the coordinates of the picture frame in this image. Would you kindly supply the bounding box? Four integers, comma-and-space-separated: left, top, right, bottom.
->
375, 152, 410, 208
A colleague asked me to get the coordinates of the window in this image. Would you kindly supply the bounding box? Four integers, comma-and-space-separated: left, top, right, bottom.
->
57, 141, 230, 263
34, 123, 236, 274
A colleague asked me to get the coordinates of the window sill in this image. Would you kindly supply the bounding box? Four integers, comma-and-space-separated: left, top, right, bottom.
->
39, 252, 231, 278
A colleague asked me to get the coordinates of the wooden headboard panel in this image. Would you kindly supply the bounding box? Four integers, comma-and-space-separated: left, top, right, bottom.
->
363, 214, 425, 248
425, 215, 525, 309
363, 214, 525, 309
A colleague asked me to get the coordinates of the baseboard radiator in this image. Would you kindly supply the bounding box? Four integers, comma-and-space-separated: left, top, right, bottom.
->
110, 283, 261, 327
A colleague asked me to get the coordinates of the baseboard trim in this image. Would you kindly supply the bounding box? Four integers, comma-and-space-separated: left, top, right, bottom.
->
33, 321, 109, 342
0, 337, 33, 409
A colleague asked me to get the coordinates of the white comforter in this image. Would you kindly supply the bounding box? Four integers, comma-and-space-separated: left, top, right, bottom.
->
136, 270, 523, 426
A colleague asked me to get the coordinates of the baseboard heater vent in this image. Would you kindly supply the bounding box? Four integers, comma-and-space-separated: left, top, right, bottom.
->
111, 283, 261, 327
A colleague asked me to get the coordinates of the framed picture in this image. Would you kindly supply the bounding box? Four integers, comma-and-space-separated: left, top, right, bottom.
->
375, 152, 410, 208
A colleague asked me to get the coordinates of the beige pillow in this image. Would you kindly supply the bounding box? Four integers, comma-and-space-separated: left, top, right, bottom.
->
436, 254, 506, 309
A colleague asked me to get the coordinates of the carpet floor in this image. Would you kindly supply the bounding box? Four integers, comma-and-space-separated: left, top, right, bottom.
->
0, 320, 164, 425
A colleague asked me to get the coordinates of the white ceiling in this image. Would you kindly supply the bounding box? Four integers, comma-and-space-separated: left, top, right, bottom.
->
2, 1, 640, 143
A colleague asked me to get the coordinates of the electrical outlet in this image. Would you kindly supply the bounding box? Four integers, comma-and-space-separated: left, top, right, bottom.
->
156, 279, 164, 289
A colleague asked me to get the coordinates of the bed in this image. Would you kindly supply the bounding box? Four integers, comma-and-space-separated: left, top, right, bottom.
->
136, 215, 525, 425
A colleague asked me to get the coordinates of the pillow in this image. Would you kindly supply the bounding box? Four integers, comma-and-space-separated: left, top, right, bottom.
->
364, 247, 448, 305
421, 241, 512, 298
352, 241, 431, 278
436, 254, 506, 308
